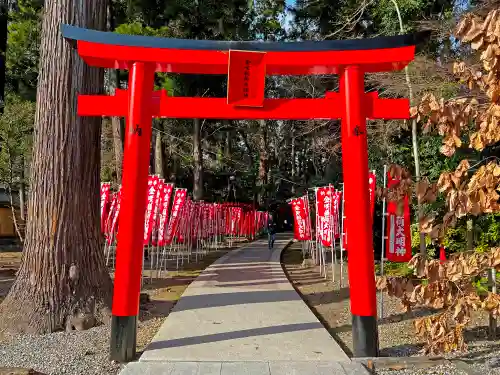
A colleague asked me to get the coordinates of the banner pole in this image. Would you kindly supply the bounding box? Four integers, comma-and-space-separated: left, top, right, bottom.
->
340, 183, 345, 288
305, 194, 313, 262
320, 193, 326, 278
379, 164, 388, 320
328, 184, 333, 281
314, 188, 320, 273
332, 187, 337, 284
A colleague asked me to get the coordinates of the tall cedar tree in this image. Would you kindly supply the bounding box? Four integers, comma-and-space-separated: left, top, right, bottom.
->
0, 0, 113, 334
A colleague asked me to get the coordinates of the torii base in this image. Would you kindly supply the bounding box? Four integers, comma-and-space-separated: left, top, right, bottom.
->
109, 315, 137, 362
352, 315, 379, 357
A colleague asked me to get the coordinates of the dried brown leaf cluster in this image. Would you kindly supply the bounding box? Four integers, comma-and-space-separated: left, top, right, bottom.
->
455, 10, 500, 74
414, 311, 469, 353
376, 158, 499, 242
410, 94, 479, 156
377, 248, 500, 354
427, 160, 500, 238
415, 178, 438, 204
410, 10, 500, 156
414, 159, 499, 242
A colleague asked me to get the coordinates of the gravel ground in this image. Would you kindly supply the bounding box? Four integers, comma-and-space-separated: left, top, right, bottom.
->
374, 363, 466, 375
0, 325, 123, 375
282, 242, 500, 375
0, 248, 233, 375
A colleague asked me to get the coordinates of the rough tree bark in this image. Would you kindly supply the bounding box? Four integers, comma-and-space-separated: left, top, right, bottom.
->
0, 0, 7, 114
0, 0, 113, 335
160, 120, 171, 181
237, 128, 253, 164
106, 2, 123, 182
19, 157, 25, 221
223, 120, 231, 160
193, 118, 203, 201
154, 128, 164, 178
169, 132, 178, 184
111, 115, 123, 181
256, 120, 269, 206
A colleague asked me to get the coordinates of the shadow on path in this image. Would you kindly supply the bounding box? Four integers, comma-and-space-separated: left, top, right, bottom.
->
215, 279, 290, 288
147, 322, 323, 350
174, 289, 298, 311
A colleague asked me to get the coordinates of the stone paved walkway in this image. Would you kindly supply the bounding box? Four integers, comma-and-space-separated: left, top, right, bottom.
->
120, 234, 368, 375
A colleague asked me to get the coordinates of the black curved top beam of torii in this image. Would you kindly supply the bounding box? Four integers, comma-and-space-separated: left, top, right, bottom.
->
62, 23, 427, 53
61, 24, 429, 75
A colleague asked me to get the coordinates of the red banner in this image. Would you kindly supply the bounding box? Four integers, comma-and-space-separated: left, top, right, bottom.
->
100, 182, 111, 233
332, 190, 341, 240
192, 202, 202, 239
316, 186, 334, 247
230, 207, 241, 235
104, 192, 117, 244
176, 196, 191, 243
143, 176, 160, 245
368, 172, 376, 218
109, 188, 122, 245
151, 179, 164, 245
338, 190, 347, 249
156, 183, 174, 246
105, 193, 117, 235
304, 196, 312, 240
164, 188, 187, 245
290, 196, 311, 241
386, 171, 412, 262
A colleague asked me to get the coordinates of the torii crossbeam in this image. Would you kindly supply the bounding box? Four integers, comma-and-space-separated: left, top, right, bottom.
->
63, 24, 425, 362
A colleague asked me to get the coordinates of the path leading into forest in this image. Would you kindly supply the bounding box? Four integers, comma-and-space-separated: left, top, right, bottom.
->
120, 234, 368, 375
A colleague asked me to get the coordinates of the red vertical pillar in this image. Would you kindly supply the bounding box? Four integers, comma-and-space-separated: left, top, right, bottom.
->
340, 65, 379, 357
110, 62, 155, 362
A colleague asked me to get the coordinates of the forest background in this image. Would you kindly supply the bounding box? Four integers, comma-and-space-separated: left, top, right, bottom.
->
0, 0, 498, 262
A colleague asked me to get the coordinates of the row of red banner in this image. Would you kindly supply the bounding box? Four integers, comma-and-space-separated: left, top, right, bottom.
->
100, 176, 269, 247
289, 170, 412, 262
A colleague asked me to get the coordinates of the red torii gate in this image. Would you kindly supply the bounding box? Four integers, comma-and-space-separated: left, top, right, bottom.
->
63, 24, 423, 362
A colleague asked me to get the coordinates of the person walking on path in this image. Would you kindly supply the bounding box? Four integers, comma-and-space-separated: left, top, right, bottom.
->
267, 216, 277, 249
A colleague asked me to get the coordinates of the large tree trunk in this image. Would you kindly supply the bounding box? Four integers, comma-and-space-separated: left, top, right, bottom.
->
0, 0, 113, 335
238, 128, 253, 164
0, 0, 7, 114
256, 120, 268, 206
223, 120, 232, 160
154, 127, 164, 178
106, 2, 123, 181
111, 116, 123, 181
160, 120, 171, 181
193, 118, 203, 200
19, 156, 26, 221
168, 134, 178, 184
